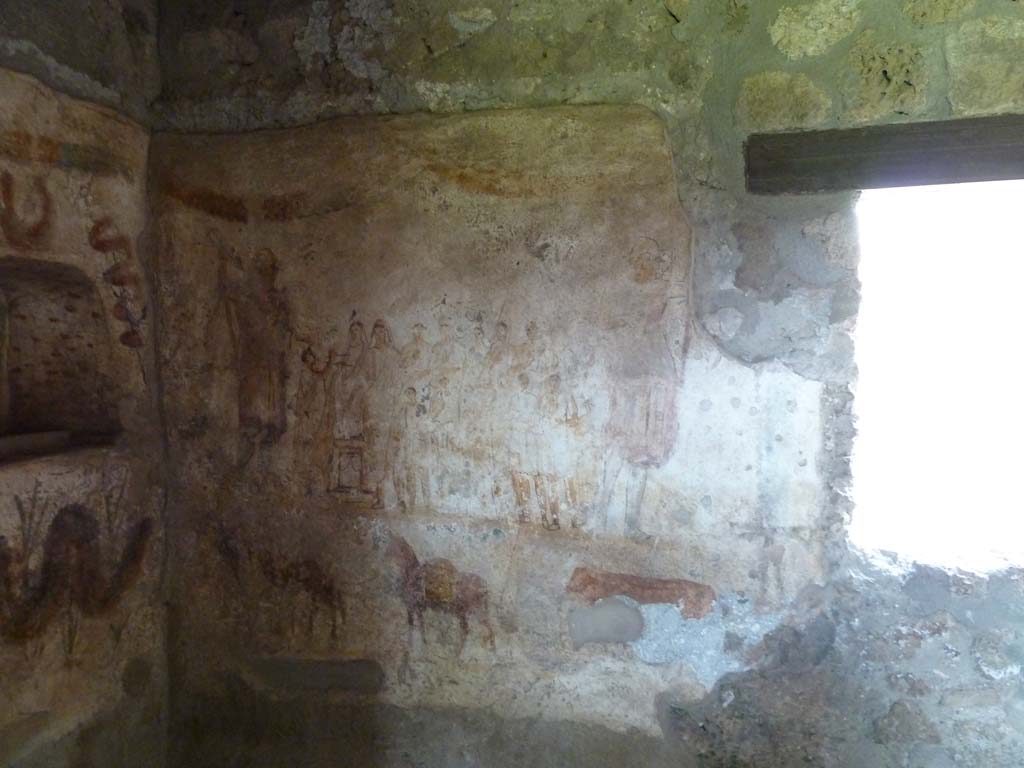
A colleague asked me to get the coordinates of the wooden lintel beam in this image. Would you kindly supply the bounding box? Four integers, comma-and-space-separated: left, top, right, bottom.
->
745, 115, 1024, 195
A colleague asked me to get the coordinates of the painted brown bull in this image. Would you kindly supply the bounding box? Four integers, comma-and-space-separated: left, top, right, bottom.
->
567, 566, 716, 619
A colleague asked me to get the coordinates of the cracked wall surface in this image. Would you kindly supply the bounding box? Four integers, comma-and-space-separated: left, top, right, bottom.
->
2, 0, 1024, 766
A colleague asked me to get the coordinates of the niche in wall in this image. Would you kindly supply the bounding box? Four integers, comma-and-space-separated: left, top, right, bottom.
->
0, 257, 120, 459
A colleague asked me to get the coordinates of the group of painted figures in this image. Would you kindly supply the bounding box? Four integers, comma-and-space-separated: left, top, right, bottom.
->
205, 233, 680, 534
292, 314, 589, 524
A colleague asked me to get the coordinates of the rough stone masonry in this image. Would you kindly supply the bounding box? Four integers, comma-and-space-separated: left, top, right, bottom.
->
1, 1, 1024, 767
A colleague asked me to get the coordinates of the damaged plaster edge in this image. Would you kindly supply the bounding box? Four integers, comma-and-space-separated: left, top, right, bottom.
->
822, 379, 858, 571
150, 72, 694, 135
373, 652, 681, 738
845, 543, 1024, 584
0, 68, 152, 179
628, 593, 787, 690
0, 38, 141, 123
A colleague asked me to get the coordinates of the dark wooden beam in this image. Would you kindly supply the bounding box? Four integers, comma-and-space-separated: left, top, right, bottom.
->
745, 114, 1024, 195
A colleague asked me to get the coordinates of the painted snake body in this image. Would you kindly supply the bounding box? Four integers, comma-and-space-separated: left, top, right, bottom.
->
0, 504, 152, 641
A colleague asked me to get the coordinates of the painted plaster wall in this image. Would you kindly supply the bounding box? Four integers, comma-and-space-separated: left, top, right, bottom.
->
4, 0, 1024, 765
0, 71, 166, 767
147, 1, 1024, 766
150, 103, 837, 764
148, 0, 1024, 392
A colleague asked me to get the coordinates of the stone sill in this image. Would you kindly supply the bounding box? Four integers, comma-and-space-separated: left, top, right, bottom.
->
0, 433, 120, 470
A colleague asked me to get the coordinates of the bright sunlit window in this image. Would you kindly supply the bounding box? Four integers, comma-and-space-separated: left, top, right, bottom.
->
851, 179, 1024, 573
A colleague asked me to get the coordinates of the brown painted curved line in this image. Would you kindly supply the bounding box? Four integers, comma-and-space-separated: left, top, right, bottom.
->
0, 171, 52, 250
0, 505, 153, 642
161, 175, 248, 222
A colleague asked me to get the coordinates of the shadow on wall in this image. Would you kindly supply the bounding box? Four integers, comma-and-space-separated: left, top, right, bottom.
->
0, 258, 122, 460
173, 677, 683, 768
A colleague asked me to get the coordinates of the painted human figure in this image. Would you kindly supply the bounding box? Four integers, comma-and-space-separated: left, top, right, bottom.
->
425, 374, 459, 502
457, 323, 488, 443
236, 248, 290, 446
334, 320, 369, 435
365, 319, 400, 506
390, 386, 430, 512
522, 372, 576, 531
207, 236, 290, 450
331, 320, 371, 492
526, 320, 559, 380
205, 229, 244, 436
510, 320, 559, 387
467, 324, 488, 371
400, 322, 430, 384
430, 317, 461, 379
0, 289, 8, 433
598, 324, 678, 535
483, 321, 510, 375
292, 344, 334, 493
366, 319, 400, 388
479, 321, 511, 440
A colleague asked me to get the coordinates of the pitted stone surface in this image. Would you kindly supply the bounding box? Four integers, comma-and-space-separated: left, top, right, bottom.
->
948, 17, 1024, 116
904, 0, 976, 25
769, 0, 862, 59
737, 71, 831, 132
874, 700, 941, 745
844, 31, 927, 123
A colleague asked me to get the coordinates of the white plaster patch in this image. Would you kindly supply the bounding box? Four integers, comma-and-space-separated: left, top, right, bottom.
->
703, 306, 745, 341
652, 339, 826, 537
802, 213, 858, 270
979, 662, 1022, 681
384, 649, 693, 736
508, 4, 555, 24
448, 8, 498, 37
412, 77, 543, 111
630, 595, 784, 688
